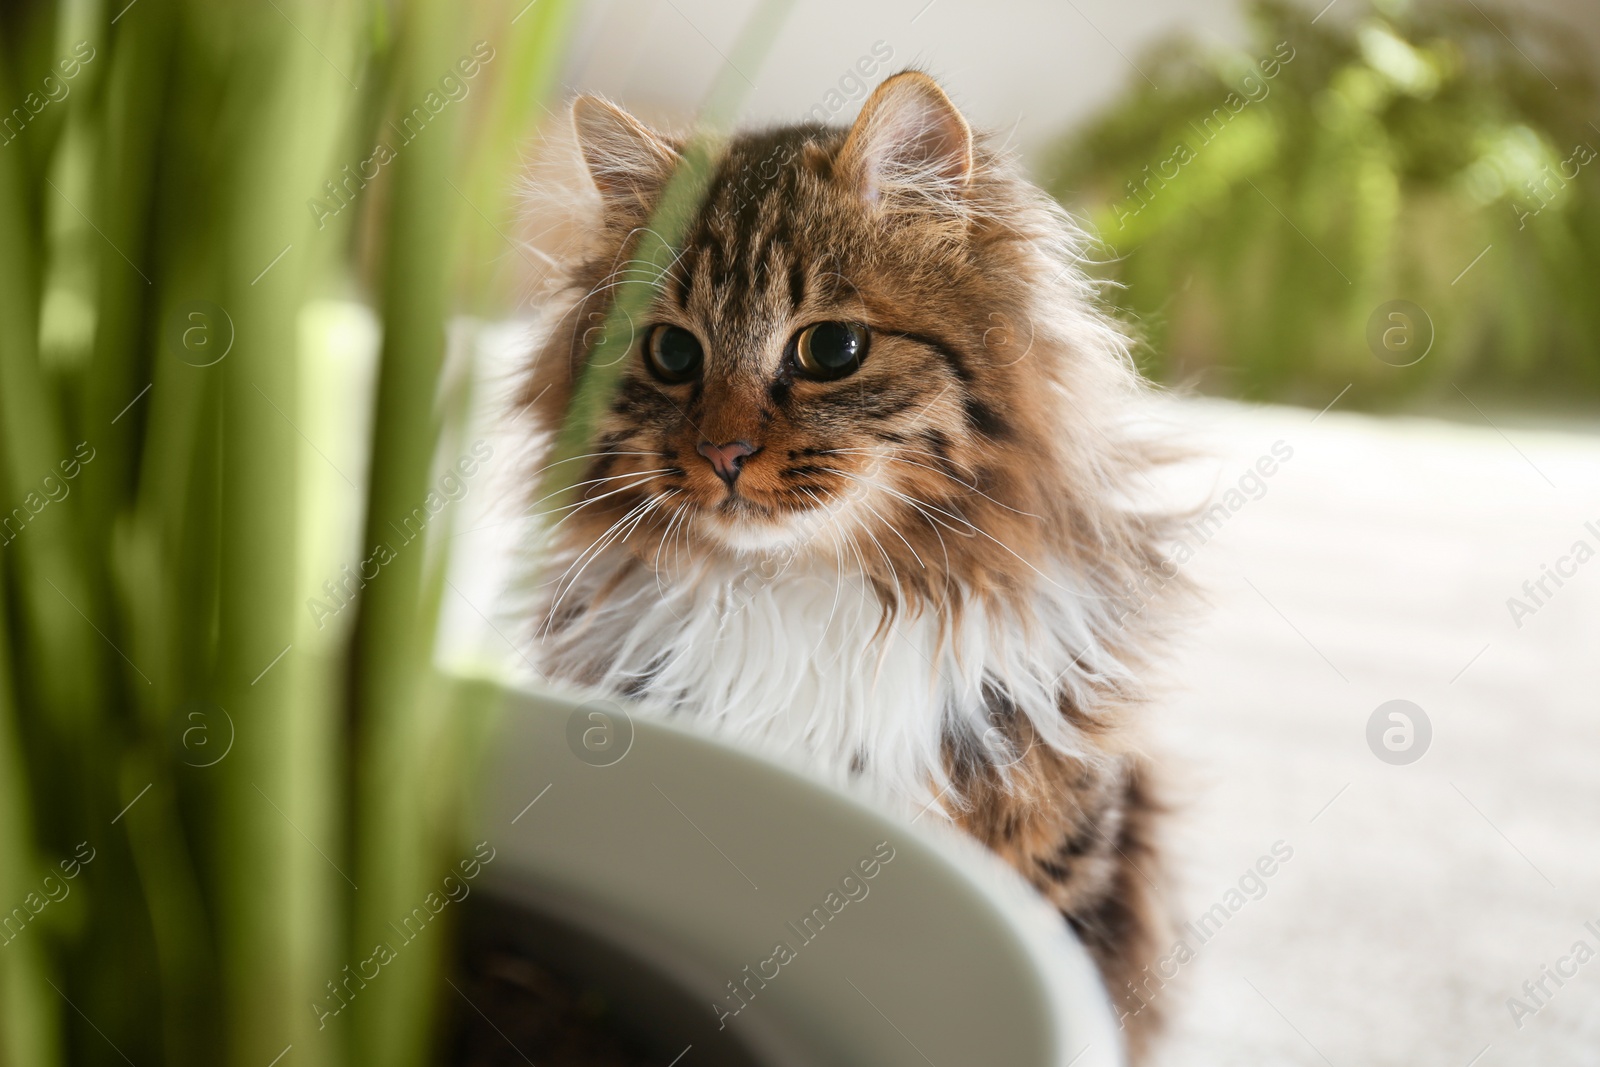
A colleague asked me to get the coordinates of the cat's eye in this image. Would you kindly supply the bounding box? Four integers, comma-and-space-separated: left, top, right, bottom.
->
794, 321, 869, 381
643, 324, 704, 383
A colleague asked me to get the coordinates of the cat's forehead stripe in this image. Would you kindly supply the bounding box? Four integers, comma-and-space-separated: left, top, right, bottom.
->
678, 127, 831, 321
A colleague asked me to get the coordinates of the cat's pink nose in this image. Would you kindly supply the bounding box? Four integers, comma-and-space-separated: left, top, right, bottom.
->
697, 440, 757, 486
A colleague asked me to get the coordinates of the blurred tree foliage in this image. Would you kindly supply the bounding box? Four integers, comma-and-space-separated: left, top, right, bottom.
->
0, 1, 571, 1065
1044, 0, 1600, 406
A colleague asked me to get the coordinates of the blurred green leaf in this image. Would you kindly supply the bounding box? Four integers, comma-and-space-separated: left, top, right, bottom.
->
1043, 0, 1600, 407
0, 1, 572, 1063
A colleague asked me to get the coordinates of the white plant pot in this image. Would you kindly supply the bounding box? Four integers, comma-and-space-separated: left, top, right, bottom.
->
471, 685, 1126, 1067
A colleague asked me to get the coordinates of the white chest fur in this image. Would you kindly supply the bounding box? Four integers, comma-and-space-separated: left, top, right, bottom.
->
540, 550, 1126, 812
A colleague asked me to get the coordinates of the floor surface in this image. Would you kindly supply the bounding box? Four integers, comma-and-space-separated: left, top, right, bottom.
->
1144, 398, 1600, 1067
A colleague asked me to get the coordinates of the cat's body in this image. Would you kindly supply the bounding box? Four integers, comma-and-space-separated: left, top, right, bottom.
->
521, 72, 1187, 1059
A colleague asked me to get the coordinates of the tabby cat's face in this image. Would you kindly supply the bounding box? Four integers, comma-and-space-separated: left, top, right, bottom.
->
542, 73, 1051, 588
600, 127, 980, 555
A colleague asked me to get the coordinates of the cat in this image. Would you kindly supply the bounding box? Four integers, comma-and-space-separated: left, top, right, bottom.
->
519, 70, 1191, 1059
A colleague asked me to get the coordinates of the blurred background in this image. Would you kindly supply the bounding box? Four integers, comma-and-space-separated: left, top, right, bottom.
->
2, 0, 1597, 1064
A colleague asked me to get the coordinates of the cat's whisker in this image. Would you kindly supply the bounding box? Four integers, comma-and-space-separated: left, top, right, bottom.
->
562, 499, 664, 620
870, 478, 1119, 597
589, 266, 678, 289
887, 488, 953, 579
858, 497, 926, 570
651, 492, 690, 587
665, 500, 690, 581
539, 495, 657, 607
597, 227, 681, 278
830, 445, 981, 497
740, 510, 850, 663
526, 449, 660, 481
823, 444, 978, 483
836, 473, 959, 608
824, 448, 1041, 518
829, 467, 1068, 594
853, 512, 899, 584
532, 489, 652, 541
574, 275, 675, 308
814, 534, 848, 656
579, 275, 682, 313
822, 466, 977, 537
569, 262, 685, 315
669, 506, 696, 587
524, 468, 676, 516
789, 471, 944, 592
542, 494, 663, 631
529, 474, 676, 538
646, 237, 694, 292
578, 226, 694, 303
649, 496, 680, 573
836, 534, 901, 670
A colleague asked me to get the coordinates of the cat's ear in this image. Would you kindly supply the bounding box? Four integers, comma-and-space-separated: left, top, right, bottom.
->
571, 95, 679, 211
838, 71, 973, 205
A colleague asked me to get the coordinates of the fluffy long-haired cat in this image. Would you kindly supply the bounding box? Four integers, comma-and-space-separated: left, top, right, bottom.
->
519, 70, 1189, 1058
